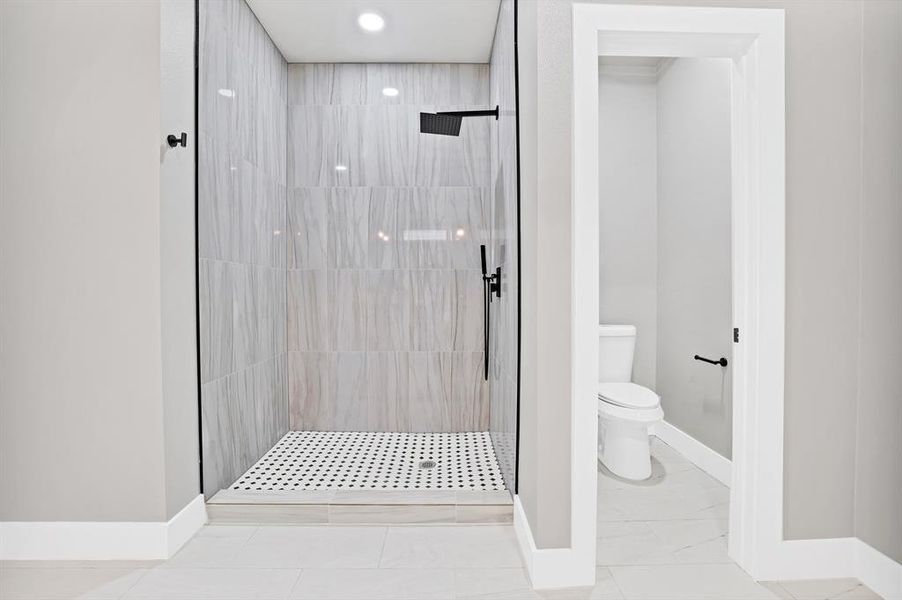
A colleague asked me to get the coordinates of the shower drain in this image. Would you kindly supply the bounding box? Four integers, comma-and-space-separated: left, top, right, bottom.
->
418, 460, 436, 469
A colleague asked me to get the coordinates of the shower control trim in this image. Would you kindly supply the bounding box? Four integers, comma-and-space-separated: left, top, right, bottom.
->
480, 245, 502, 381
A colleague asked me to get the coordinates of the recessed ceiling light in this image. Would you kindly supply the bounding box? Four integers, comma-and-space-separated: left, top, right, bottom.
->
335, 164, 348, 172
382, 87, 399, 98
357, 12, 385, 32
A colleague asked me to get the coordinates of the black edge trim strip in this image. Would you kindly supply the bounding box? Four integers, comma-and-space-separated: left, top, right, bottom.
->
513, 0, 523, 495
193, 0, 204, 495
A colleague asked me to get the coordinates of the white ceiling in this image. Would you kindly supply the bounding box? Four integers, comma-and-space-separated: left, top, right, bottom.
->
246, 0, 502, 63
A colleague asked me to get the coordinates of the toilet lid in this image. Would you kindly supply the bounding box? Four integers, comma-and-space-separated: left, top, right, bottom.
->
597, 382, 660, 409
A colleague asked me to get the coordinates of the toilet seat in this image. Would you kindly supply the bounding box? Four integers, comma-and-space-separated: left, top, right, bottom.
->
597, 382, 660, 410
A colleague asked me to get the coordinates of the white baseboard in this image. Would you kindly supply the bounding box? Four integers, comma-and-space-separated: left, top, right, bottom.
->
754, 537, 902, 599
513, 495, 595, 589
0, 494, 206, 560
854, 538, 902, 600
651, 420, 732, 487
756, 537, 858, 581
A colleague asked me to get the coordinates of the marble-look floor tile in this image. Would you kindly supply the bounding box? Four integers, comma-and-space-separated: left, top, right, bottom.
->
609, 564, 778, 599
0, 566, 147, 600
122, 567, 300, 599
646, 518, 730, 564
231, 526, 387, 569
596, 521, 673, 566
379, 525, 521, 569
289, 568, 454, 600
453, 567, 623, 600
774, 578, 882, 600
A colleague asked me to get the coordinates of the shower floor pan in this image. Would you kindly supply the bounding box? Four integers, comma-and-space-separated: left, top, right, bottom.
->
207, 431, 512, 525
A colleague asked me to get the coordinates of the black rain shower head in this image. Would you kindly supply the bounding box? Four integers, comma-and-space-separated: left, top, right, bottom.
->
419, 106, 499, 136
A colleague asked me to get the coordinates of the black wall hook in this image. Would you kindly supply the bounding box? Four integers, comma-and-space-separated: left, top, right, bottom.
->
167, 132, 188, 148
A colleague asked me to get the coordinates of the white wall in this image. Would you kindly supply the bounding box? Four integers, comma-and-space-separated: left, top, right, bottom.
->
598, 62, 658, 389
0, 0, 198, 523
655, 58, 733, 459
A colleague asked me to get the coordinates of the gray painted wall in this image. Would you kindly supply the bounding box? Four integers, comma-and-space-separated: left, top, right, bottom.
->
285, 63, 490, 433
855, 0, 902, 565
161, 0, 202, 518
489, 0, 520, 493
598, 62, 659, 390
518, 0, 902, 559
598, 58, 734, 459
197, 0, 289, 498
0, 0, 198, 521
655, 58, 733, 460
516, 0, 574, 549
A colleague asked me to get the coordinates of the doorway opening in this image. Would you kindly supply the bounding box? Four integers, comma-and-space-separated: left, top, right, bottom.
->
571, 3, 786, 584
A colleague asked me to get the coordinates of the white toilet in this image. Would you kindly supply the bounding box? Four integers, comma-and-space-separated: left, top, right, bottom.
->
597, 324, 663, 480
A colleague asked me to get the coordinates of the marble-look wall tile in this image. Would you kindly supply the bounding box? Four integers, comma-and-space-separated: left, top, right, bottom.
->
286, 63, 491, 433
288, 269, 328, 351
451, 352, 489, 432
198, 134, 237, 263
199, 259, 233, 383
332, 352, 368, 430
408, 352, 453, 431
328, 188, 369, 268
288, 351, 331, 430
288, 63, 490, 107
410, 270, 455, 351
366, 270, 412, 351
329, 270, 367, 351
288, 188, 327, 269
367, 187, 407, 269
366, 352, 410, 430
453, 270, 484, 352
199, 0, 289, 498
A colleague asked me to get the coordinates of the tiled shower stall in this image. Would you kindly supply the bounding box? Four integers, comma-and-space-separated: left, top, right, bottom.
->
198, 0, 519, 504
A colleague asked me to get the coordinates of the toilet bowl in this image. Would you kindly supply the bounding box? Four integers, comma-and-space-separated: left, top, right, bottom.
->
597, 325, 663, 480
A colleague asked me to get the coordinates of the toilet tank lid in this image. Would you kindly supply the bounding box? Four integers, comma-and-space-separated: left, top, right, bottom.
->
597, 382, 660, 409
598, 324, 636, 337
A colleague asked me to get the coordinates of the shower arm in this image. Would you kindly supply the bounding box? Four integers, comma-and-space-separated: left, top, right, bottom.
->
438, 106, 499, 120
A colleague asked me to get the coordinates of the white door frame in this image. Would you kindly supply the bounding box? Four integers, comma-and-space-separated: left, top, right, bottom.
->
572, 3, 785, 582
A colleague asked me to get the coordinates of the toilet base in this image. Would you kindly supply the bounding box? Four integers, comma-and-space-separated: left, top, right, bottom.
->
598, 415, 655, 480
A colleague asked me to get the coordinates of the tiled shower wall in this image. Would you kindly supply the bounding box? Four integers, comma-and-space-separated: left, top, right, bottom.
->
488, 0, 520, 491
286, 64, 491, 432
198, 0, 288, 497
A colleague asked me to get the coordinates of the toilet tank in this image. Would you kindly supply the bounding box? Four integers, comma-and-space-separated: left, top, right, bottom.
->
598, 324, 637, 383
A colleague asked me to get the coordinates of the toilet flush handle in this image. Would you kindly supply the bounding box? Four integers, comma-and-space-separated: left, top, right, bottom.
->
694, 355, 728, 367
